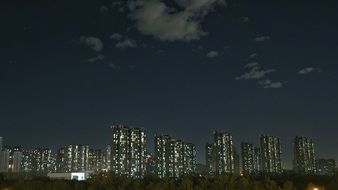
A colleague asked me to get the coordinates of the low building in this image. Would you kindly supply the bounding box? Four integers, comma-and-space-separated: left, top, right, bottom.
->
47, 172, 91, 181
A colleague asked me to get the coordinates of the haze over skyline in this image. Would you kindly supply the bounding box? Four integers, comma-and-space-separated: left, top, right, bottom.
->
1, 0, 338, 169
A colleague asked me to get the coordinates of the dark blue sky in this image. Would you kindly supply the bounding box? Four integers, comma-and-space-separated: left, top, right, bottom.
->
1, 0, 338, 168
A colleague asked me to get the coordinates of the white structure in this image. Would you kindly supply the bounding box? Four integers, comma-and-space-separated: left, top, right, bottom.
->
48, 172, 90, 181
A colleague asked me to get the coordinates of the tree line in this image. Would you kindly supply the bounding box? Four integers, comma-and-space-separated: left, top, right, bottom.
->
0, 172, 337, 190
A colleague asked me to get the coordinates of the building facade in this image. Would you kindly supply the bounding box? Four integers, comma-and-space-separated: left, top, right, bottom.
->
206, 132, 235, 176
0, 148, 10, 172
241, 142, 261, 175
88, 149, 103, 172
110, 125, 146, 178
293, 136, 316, 175
0, 146, 23, 173
316, 159, 336, 176
56, 145, 89, 172
206, 143, 216, 176
260, 135, 282, 174
155, 135, 196, 178
32, 148, 55, 173
102, 145, 111, 171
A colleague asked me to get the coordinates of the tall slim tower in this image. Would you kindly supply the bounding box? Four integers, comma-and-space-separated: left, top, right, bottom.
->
212, 131, 235, 175
182, 142, 196, 175
260, 135, 282, 174
0, 148, 10, 172
111, 125, 146, 178
129, 128, 146, 178
253, 147, 262, 173
103, 145, 111, 171
206, 143, 216, 176
293, 136, 316, 175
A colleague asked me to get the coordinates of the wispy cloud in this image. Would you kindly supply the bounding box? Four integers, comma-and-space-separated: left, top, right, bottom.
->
298, 67, 321, 75
258, 79, 283, 89
254, 36, 271, 42
88, 54, 105, 63
116, 39, 137, 48
248, 53, 257, 59
236, 62, 283, 88
236, 65, 276, 80
127, 0, 226, 42
206, 51, 219, 58
80, 36, 104, 52
110, 33, 124, 40
245, 62, 259, 68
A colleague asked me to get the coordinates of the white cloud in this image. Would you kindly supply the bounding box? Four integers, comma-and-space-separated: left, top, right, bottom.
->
88, 54, 105, 63
237, 62, 283, 89
236, 66, 276, 80
245, 62, 259, 68
254, 36, 271, 42
128, 0, 226, 42
116, 39, 137, 48
206, 50, 219, 58
248, 53, 257, 59
80, 36, 104, 52
110, 33, 124, 40
258, 79, 283, 89
298, 67, 321, 75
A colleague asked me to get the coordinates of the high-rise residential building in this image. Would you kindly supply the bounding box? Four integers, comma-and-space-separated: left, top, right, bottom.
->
56, 147, 67, 172
1, 146, 23, 173
88, 149, 103, 172
293, 136, 316, 175
253, 147, 262, 173
29, 148, 55, 173
316, 159, 336, 176
102, 145, 111, 171
21, 150, 32, 172
111, 125, 146, 178
260, 135, 282, 174
145, 152, 156, 176
233, 146, 240, 175
155, 135, 196, 178
182, 142, 196, 175
241, 142, 261, 175
206, 143, 216, 176
241, 142, 254, 175
206, 132, 235, 176
0, 148, 10, 172
56, 144, 89, 172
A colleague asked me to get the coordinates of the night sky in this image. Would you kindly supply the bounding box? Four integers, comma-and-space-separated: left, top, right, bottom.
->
1, 0, 338, 169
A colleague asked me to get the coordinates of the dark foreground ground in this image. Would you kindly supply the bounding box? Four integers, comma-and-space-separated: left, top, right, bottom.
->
0, 173, 337, 190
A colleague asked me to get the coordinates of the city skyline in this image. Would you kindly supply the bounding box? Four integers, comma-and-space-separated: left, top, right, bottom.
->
2, 0, 338, 171
0, 126, 336, 171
